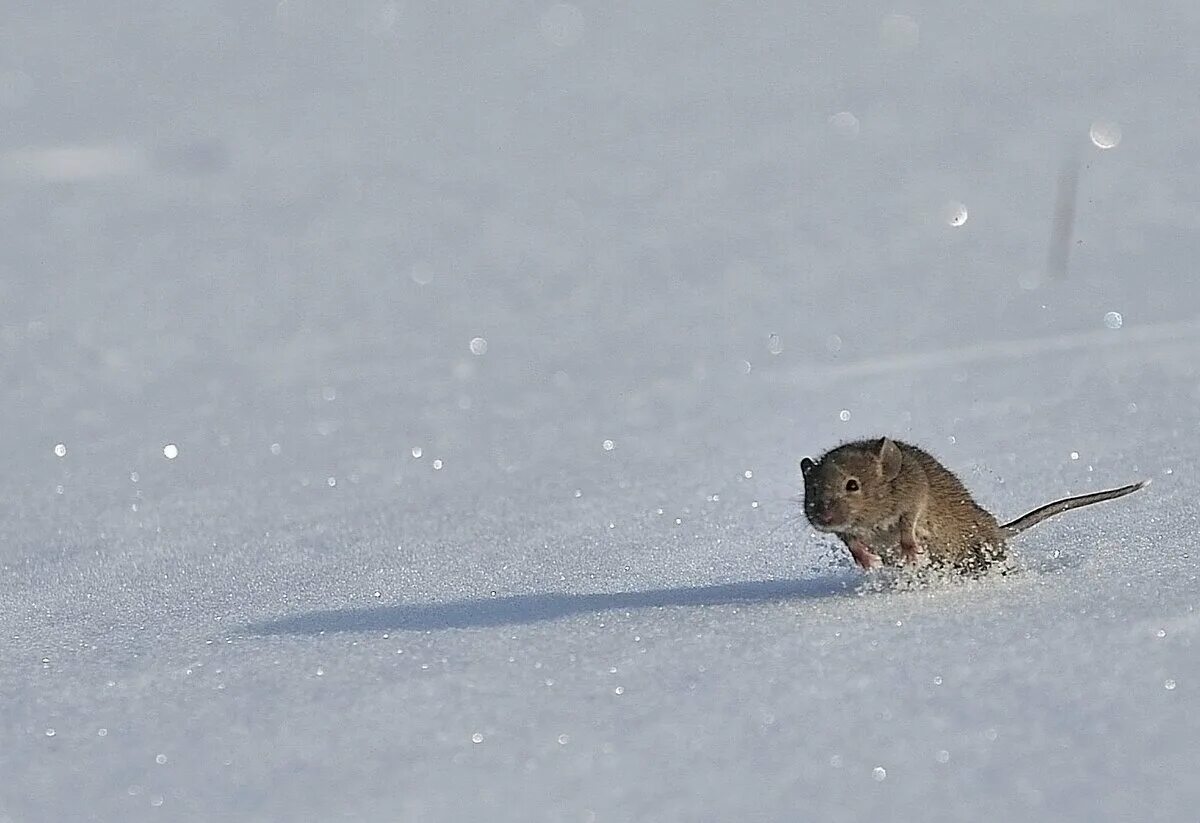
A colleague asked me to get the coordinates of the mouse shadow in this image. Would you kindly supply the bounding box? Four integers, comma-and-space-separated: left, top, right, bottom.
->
247, 574, 859, 636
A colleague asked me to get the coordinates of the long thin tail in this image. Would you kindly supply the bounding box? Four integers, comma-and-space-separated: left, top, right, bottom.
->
1000, 480, 1148, 537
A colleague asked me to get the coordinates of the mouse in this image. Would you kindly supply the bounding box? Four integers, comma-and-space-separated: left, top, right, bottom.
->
799, 437, 1146, 574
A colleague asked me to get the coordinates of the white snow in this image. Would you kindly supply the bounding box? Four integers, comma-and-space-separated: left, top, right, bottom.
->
3, 2, 1200, 821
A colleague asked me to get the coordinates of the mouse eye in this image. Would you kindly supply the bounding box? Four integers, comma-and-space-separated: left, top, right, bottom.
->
845, 478, 860, 492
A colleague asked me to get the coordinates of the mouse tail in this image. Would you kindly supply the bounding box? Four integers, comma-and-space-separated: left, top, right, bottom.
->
999, 480, 1148, 537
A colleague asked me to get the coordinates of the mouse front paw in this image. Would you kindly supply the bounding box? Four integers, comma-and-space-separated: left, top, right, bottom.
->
900, 538, 923, 565
848, 539, 882, 570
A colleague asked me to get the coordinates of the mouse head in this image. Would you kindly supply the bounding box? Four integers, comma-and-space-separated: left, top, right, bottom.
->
800, 438, 904, 533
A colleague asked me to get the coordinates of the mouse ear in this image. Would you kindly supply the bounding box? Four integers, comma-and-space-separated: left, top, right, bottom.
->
877, 438, 903, 480
800, 457, 815, 475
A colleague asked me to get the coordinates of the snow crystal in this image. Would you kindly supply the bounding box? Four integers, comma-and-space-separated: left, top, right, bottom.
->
828, 111, 860, 138
1090, 120, 1123, 150
944, 201, 969, 228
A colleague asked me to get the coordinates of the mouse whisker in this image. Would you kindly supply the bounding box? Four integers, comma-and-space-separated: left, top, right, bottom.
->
763, 512, 808, 539
758, 495, 805, 505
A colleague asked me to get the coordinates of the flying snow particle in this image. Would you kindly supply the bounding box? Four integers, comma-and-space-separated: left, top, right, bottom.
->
768, 334, 783, 355
944, 201, 969, 227
839, 410, 851, 422
1104, 311, 1123, 329
469, 337, 488, 355
471, 733, 484, 744
1090, 120, 1122, 150
163, 444, 179, 459
872, 766, 887, 781
410, 263, 434, 285
411, 447, 423, 459
53, 443, 66, 457
828, 111, 860, 138
602, 439, 614, 451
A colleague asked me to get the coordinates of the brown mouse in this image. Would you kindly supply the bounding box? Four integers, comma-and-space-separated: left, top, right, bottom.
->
800, 437, 1146, 574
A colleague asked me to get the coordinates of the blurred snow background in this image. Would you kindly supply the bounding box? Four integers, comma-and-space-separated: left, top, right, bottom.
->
2, 1, 1199, 820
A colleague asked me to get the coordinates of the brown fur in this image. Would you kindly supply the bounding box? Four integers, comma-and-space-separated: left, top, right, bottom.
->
800, 438, 1144, 575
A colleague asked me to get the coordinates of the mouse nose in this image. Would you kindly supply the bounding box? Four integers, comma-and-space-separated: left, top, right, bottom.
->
809, 503, 834, 525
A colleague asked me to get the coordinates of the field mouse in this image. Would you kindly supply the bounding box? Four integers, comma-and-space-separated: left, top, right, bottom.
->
800, 438, 1146, 574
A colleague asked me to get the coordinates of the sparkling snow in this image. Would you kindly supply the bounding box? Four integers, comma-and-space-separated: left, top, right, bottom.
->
3, 3, 1199, 822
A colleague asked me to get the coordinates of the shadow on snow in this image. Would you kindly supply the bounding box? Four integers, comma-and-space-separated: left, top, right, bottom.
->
247, 574, 859, 635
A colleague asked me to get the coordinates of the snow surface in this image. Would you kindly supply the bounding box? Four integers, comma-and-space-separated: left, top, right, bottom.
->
3, 2, 1200, 821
